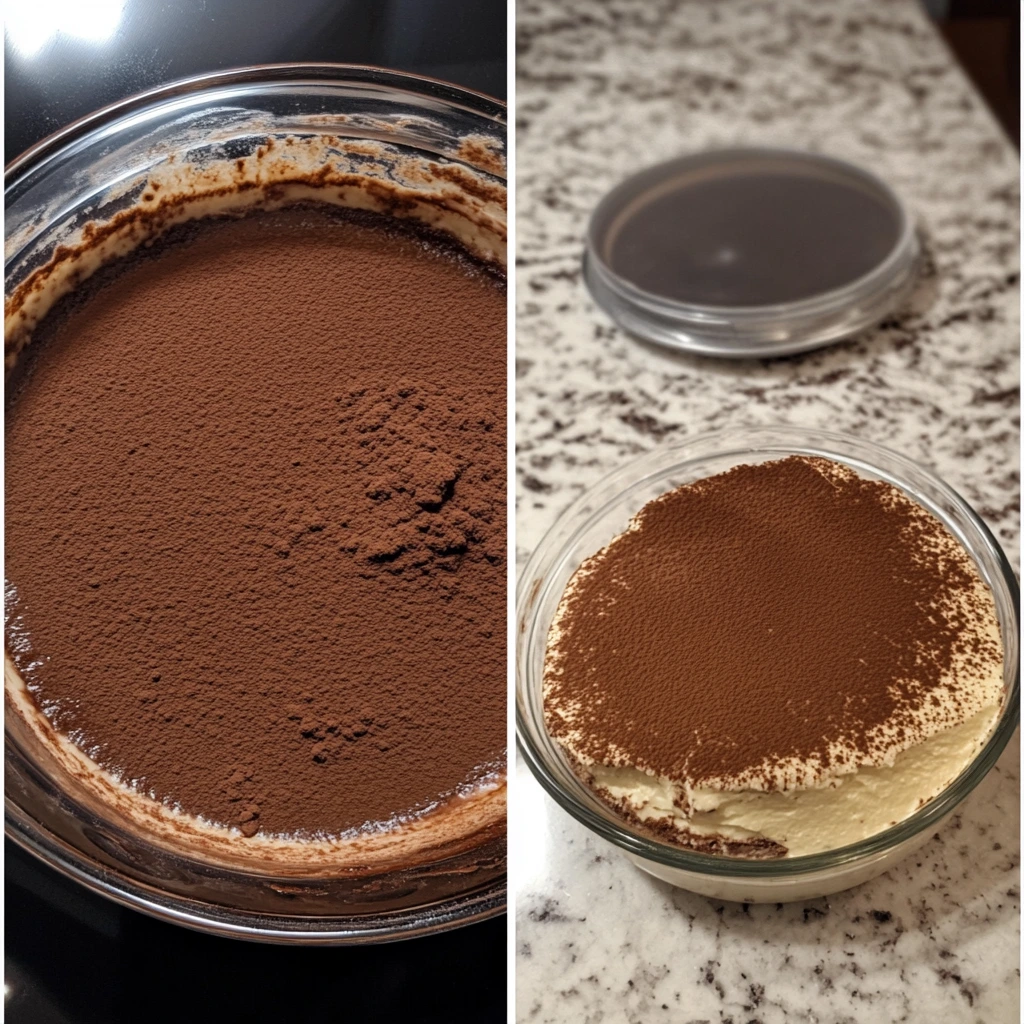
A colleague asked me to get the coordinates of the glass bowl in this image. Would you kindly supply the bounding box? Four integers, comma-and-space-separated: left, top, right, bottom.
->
5, 65, 506, 943
582, 148, 920, 358
516, 425, 1019, 903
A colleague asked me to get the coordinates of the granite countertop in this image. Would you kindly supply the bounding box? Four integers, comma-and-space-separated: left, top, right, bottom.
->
514, 1, 1020, 1021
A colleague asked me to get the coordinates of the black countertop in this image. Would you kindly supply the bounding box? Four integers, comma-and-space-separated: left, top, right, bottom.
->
4, 3, 506, 1021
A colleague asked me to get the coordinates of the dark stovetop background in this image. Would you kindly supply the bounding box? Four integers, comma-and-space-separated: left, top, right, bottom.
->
4, 3, 506, 1022
5, 0, 506, 163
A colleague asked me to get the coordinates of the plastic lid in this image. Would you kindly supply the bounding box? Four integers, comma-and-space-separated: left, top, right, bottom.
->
583, 147, 919, 358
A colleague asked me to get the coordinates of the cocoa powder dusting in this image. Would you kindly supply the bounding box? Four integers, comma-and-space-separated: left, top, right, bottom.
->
6, 205, 505, 839
544, 456, 1001, 790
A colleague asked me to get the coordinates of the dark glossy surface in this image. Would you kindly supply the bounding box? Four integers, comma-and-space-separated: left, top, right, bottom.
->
5, 0, 505, 164
607, 168, 901, 306
5, 3, 506, 1019
6, 841, 505, 1023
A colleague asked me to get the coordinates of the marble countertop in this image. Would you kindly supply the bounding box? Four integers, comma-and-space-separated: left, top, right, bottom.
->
514, 1, 1020, 1021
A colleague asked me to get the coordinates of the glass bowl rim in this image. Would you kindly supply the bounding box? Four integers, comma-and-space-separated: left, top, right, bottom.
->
584, 145, 917, 319
516, 424, 1020, 878
5, 63, 507, 941
5, 62, 505, 184
5, 800, 506, 944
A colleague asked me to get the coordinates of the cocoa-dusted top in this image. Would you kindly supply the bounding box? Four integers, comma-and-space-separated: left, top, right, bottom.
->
6, 206, 505, 839
544, 456, 1003, 792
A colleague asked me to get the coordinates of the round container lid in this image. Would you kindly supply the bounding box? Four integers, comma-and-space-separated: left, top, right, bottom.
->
583, 148, 919, 358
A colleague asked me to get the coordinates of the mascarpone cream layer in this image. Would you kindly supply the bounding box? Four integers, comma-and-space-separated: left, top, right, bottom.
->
545, 459, 1005, 857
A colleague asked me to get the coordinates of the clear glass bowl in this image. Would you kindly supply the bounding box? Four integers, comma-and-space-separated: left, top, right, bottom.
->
5, 65, 506, 943
582, 148, 920, 358
516, 426, 1019, 902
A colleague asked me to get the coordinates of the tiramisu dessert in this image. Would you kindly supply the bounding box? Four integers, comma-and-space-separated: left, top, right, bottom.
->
543, 455, 1004, 858
6, 135, 506, 871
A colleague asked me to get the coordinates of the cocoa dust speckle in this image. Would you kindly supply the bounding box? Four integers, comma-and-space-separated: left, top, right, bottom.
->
7, 206, 506, 839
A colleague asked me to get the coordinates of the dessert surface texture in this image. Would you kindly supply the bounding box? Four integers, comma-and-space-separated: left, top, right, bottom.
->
544, 456, 1002, 857
6, 206, 506, 840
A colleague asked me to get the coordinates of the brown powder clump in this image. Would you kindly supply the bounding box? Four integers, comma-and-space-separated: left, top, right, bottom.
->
6, 205, 506, 839
544, 456, 1001, 791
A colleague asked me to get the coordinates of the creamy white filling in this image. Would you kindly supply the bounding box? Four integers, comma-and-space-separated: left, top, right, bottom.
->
590, 704, 999, 856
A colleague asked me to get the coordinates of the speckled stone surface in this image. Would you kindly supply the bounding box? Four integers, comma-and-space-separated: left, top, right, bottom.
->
514, 0, 1020, 1021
